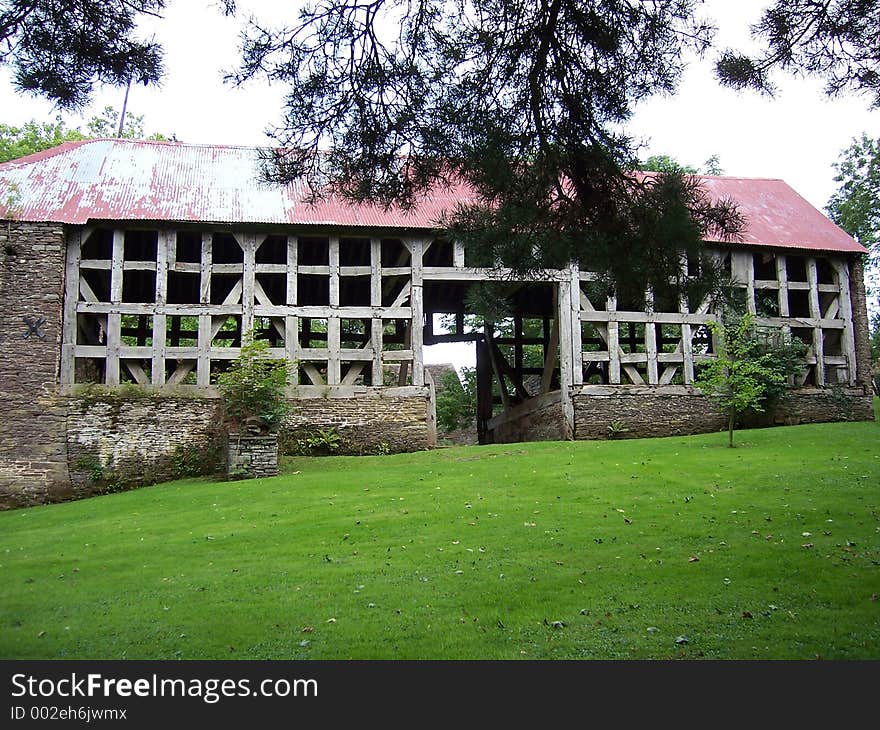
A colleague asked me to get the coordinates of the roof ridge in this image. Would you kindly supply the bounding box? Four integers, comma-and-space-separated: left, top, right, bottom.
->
0, 139, 95, 168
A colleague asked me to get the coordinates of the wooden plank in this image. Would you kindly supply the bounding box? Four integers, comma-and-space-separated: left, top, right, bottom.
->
79, 259, 111, 270
123, 359, 149, 385
110, 229, 124, 303
422, 267, 568, 282
834, 258, 857, 386
410, 238, 425, 386
327, 317, 341, 384
329, 236, 340, 306
302, 362, 326, 386
105, 312, 121, 384
645, 321, 659, 385
285, 315, 298, 385
372, 317, 384, 386
775, 254, 789, 317
557, 278, 575, 438
197, 313, 211, 386
241, 232, 255, 335
287, 236, 297, 306
370, 238, 382, 307
681, 323, 694, 384
152, 231, 170, 385
199, 233, 212, 305
807, 257, 824, 386
579, 310, 714, 324
607, 295, 620, 384
569, 265, 583, 386
121, 261, 156, 271
60, 229, 83, 386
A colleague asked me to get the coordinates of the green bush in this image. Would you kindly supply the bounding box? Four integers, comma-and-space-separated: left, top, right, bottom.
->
217, 332, 291, 433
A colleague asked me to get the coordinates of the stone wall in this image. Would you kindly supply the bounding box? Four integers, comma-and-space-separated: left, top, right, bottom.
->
282, 392, 432, 455
573, 386, 874, 441
227, 435, 279, 479
0, 222, 68, 507
487, 392, 565, 444
66, 394, 223, 496
574, 388, 727, 440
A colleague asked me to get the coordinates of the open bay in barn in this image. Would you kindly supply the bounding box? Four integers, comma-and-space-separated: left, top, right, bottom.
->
1, 414, 878, 660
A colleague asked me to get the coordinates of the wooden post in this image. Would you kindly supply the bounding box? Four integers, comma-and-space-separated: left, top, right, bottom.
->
607, 294, 620, 384
105, 230, 125, 384
60, 229, 83, 387
834, 258, 857, 386
241, 232, 256, 335
410, 238, 425, 386
645, 286, 658, 385
569, 264, 583, 386
776, 254, 789, 317
807, 257, 824, 386
197, 313, 211, 386
557, 280, 575, 438
152, 230, 171, 385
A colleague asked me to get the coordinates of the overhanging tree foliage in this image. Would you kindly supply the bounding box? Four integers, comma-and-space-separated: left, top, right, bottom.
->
0, 1, 172, 108
715, 0, 880, 108
228, 0, 743, 304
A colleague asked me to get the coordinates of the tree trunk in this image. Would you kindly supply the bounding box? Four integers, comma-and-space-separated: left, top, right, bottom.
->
728, 408, 735, 448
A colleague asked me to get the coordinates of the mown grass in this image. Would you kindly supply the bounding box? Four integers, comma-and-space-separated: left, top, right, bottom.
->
1, 417, 878, 660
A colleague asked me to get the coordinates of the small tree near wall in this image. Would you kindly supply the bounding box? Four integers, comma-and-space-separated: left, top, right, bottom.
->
217, 332, 291, 478
695, 311, 807, 447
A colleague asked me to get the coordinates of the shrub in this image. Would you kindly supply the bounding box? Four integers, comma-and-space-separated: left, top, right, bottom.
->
217, 332, 291, 433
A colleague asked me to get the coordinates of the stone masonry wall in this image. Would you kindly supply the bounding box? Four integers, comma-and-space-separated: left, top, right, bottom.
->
282, 394, 431, 455
66, 394, 223, 496
0, 221, 68, 508
227, 435, 279, 479
574, 388, 873, 441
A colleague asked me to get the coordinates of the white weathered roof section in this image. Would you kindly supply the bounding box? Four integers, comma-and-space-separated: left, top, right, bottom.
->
0, 139, 465, 228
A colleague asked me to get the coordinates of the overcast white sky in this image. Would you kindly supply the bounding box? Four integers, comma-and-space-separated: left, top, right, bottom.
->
0, 0, 877, 367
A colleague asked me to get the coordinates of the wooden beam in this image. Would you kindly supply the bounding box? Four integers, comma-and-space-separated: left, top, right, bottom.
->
200, 233, 212, 304
410, 238, 425, 386
807, 257, 825, 386
834, 258, 857, 386
110, 229, 124, 304
60, 230, 82, 386
152, 230, 171, 385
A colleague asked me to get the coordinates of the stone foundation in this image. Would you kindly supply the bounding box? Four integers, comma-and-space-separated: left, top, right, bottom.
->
227, 434, 279, 479
65, 393, 223, 500
0, 387, 433, 508
573, 386, 874, 441
281, 393, 432, 455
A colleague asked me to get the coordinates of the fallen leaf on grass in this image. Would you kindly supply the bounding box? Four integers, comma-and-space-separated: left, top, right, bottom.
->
301, 627, 314, 633
742, 611, 753, 619
802, 543, 814, 549
688, 555, 699, 562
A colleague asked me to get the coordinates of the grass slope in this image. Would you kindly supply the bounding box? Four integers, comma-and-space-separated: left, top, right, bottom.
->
1, 420, 878, 660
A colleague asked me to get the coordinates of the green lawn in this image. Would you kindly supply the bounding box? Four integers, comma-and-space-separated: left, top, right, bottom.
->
1, 418, 878, 660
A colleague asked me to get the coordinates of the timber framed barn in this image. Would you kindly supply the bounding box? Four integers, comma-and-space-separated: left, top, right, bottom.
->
0, 139, 873, 507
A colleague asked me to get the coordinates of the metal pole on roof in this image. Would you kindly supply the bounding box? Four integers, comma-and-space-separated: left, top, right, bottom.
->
117, 77, 132, 138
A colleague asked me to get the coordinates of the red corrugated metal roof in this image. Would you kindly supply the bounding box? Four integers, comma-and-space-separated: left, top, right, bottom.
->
0, 139, 865, 254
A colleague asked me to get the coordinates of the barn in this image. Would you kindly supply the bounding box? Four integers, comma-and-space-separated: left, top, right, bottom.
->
0, 139, 873, 507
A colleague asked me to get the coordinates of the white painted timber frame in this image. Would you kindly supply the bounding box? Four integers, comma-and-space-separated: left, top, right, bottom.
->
61, 227, 860, 434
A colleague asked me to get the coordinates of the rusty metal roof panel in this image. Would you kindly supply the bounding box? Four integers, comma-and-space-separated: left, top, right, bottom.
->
0, 139, 865, 254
